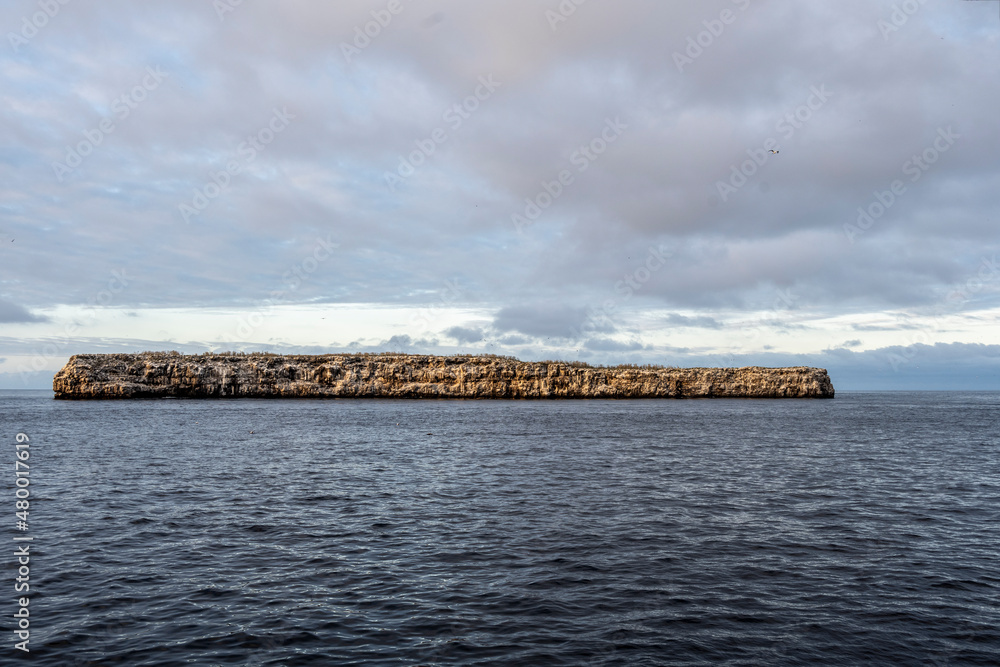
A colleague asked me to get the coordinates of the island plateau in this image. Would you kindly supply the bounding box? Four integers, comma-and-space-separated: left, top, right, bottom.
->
52, 352, 835, 399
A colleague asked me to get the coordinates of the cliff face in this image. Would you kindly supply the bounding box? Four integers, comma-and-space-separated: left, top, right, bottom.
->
52, 353, 834, 399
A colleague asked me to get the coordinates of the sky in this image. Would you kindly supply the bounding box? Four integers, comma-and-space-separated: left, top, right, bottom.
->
1, 0, 998, 390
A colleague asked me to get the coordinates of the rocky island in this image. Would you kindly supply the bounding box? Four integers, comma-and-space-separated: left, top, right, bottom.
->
52, 352, 834, 399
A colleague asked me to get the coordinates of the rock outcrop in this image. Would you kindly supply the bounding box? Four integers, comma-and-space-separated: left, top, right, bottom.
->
52, 352, 834, 399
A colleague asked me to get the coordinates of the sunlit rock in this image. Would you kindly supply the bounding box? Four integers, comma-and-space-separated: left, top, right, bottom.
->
53, 352, 835, 399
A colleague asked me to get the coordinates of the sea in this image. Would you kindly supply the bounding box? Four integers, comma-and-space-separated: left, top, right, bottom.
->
1, 390, 998, 666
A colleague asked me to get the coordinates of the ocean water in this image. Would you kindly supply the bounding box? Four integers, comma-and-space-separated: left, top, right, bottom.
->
1, 391, 998, 666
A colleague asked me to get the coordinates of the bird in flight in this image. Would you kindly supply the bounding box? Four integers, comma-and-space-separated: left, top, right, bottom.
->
769, 150, 779, 154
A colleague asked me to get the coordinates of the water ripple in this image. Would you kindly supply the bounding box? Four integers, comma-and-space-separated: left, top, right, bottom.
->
1, 391, 997, 664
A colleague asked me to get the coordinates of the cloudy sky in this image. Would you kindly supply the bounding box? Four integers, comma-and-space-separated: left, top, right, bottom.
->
1, 0, 998, 390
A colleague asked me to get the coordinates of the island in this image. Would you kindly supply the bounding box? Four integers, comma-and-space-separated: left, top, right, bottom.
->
52, 352, 835, 399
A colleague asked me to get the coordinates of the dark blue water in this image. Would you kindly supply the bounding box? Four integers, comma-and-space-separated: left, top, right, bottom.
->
1, 392, 998, 665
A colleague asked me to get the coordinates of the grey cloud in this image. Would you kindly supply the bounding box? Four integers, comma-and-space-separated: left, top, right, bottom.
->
852, 322, 920, 331
383, 335, 414, 352
421, 12, 446, 28
663, 313, 722, 329
492, 304, 612, 339
446, 326, 484, 344
1, 0, 993, 316
584, 338, 645, 352
0, 300, 47, 323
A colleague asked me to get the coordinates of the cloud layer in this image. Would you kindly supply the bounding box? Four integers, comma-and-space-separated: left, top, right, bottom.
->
1, 0, 998, 388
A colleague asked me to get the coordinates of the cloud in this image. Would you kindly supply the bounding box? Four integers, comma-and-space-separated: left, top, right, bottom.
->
445, 326, 484, 344
584, 338, 644, 352
2, 0, 994, 316
852, 322, 919, 331
492, 303, 612, 339
0, 300, 47, 323
421, 12, 446, 28
1, 1, 998, 389
663, 313, 722, 329
378, 335, 439, 352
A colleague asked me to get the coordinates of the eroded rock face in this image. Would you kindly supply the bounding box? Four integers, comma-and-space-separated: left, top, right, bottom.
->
52, 353, 835, 399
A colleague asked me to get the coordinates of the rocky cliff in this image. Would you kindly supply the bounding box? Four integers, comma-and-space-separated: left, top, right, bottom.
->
52, 352, 834, 399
